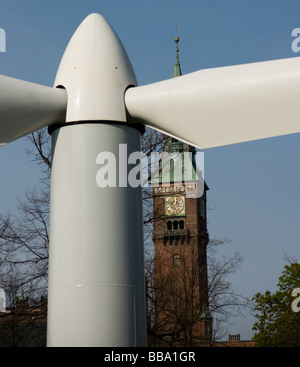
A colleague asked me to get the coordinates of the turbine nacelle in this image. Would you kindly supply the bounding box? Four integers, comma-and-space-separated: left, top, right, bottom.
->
54, 13, 137, 123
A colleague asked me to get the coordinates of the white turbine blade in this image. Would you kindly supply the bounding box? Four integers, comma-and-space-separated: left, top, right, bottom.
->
0, 75, 67, 145
125, 57, 300, 149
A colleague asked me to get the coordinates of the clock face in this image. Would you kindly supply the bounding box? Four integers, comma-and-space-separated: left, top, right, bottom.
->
165, 195, 185, 216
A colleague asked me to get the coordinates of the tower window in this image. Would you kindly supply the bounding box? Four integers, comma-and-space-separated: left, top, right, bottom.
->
166, 219, 186, 231
173, 255, 180, 267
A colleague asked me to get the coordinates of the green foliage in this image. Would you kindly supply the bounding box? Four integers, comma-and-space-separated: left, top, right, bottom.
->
252, 263, 300, 347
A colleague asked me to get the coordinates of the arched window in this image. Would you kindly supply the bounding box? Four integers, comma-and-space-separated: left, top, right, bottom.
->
173, 221, 178, 230
179, 220, 185, 229
167, 221, 172, 230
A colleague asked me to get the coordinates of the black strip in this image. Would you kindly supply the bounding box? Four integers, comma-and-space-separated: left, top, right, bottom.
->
48, 120, 145, 136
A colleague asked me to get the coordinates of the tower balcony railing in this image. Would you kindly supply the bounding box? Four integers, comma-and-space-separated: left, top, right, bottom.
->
152, 229, 190, 242
163, 229, 189, 237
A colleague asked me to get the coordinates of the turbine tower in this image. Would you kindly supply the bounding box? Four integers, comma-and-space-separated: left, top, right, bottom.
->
0, 13, 300, 347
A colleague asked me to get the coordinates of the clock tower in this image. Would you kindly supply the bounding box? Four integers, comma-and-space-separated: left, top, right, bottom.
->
151, 34, 212, 346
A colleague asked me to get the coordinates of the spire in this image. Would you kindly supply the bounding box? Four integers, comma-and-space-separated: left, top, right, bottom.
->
163, 22, 188, 154
173, 23, 182, 78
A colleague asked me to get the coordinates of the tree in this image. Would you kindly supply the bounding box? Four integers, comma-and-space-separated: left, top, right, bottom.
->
0, 129, 50, 346
145, 237, 247, 346
252, 262, 300, 347
140, 127, 165, 247
0, 129, 50, 301
147, 241, 210, 346
0, 276, 47, 347
206, 239, 248, 340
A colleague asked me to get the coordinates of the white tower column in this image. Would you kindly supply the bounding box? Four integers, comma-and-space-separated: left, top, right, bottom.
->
47, 123, 146, 347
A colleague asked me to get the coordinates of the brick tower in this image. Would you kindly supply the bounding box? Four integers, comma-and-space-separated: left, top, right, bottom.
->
151, 33, 212, 346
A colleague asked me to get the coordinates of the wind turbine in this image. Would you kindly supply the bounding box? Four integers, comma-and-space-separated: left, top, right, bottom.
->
1, 13, 300, 347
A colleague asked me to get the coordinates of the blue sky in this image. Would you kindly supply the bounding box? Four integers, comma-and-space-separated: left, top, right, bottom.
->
1, 0, 300, 340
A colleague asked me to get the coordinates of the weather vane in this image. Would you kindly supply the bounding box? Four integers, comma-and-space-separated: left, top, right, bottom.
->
175, 21, 179, 44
